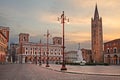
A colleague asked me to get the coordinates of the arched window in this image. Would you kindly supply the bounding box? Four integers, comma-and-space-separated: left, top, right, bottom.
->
107, 48, 110, 53
113, 47, 117, 53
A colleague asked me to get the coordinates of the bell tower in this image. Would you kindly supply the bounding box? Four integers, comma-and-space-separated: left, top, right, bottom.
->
19, 33, 29, 44
91, 4, 103, 63
53, 37, 62, 45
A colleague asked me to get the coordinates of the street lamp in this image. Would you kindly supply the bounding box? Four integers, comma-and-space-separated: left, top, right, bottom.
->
58, 11, 69, 71
44, 30, 50, 67
39, 39, 42, 65
20, 43, 23, 64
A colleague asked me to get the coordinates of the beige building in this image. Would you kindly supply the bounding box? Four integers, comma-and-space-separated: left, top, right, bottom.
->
65, 51, 77, 63
81, 48, 92, 63
91, 5, 103, 63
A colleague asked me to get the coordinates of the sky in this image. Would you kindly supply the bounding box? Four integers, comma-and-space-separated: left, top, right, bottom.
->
0, 0, 120, 51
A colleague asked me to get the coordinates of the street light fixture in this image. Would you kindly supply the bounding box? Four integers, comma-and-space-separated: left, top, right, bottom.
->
20, 43, 23, 64
58, 11, 69, 71
39, 39, 42, 65
44, 30, 50, 67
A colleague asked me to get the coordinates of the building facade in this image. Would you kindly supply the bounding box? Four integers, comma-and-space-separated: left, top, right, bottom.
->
10, 43, 18, 63
12, 33, 63, 64
104, 39, 120, 65
0, 26, 9, 42
65, 51, 77, 63
91, 5, 103, 63
81, 48, 92, 63
0, 26, 9, 63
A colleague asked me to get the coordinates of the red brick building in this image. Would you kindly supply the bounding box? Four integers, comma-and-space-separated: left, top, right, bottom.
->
104, 39, 120, 65
11, 33, 63, 64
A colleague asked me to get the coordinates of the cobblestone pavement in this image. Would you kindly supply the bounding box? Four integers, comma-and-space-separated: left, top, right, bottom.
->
0, 64, 120, 80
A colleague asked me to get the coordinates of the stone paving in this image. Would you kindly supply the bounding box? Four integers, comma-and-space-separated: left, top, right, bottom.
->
0, 64, 120, 80
42, 64, 120, 76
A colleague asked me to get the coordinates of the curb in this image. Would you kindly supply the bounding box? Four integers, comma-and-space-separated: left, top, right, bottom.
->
41, 66, 120, 76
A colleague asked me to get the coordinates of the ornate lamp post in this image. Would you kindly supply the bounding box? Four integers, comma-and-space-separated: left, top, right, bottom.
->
58, 11, 69, 70
39, 39, 42, 65
44, 30, 50, 67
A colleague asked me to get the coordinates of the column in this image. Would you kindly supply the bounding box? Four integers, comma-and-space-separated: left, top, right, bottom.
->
117, 57, 119, 64
22, 56, 25, 63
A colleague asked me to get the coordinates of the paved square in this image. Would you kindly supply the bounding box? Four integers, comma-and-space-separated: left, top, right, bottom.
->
0, 64, 120, 80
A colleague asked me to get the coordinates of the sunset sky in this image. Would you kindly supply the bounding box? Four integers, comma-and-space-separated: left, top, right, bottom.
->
0, 0, 120, 51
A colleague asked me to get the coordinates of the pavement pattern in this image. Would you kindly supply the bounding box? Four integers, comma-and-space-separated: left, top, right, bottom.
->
0, 64, 120, 80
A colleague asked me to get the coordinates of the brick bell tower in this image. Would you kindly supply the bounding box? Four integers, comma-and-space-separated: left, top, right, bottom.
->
91, 4, 103, 63
53, 37, 62, 45
19, 33, 29, 44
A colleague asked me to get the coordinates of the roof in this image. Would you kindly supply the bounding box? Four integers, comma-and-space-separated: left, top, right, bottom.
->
0, 31, 7, 39
104, 38, 120, 44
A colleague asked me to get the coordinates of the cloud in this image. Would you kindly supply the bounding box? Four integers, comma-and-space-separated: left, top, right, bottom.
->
69, 16, 90, 25
104, 32, 120, 41
66, 32, 90, 43
1, 0, 120, 51
37, 12, 58, 24
70, 0, 120, 9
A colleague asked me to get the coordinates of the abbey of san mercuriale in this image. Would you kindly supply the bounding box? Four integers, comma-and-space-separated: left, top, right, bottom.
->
1, 4, 120, 65
90, 4, 120, 65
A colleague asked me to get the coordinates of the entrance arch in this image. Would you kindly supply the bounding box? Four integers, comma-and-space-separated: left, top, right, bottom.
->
113, 55, 118, 64
107, 55, 110, 64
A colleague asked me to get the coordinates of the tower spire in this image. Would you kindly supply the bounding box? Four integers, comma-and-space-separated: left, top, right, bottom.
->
94, 4, 99, 20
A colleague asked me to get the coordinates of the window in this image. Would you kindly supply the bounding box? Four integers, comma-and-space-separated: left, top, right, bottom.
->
43, 52, 45, 55
113, 48, 117, 53
118, 49, 120, 53
107, 48, 110, 53
35, 48, 37, 50
55, 49, 57, 51
24, 37, 26, 41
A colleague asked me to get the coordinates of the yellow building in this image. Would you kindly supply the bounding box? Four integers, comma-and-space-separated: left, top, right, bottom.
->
0, 26, 9, 63
0, 32, 7, 63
